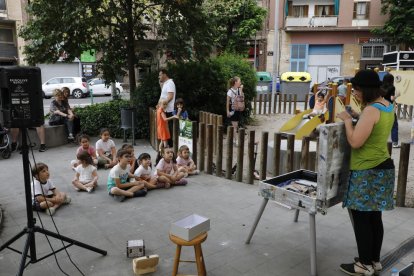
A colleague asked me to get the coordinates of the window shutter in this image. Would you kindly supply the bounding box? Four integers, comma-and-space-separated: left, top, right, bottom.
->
288, 1, 293, 16
365, 2, 370, 19
304, 5, 309, 16
329, 5, 334, 16
353, 3, 357, 19
314, 5, 319, 16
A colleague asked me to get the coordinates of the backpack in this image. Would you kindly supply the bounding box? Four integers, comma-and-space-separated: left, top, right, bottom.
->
231, 89, 245, 111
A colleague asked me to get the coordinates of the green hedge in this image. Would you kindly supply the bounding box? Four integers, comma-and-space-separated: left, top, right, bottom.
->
74, 53, 257, 139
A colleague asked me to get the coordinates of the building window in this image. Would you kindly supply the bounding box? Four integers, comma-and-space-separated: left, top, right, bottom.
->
290, 44, 307, 72
353, 2, 370, 20
288, 1, 308, 18
314, 5, 334, 16
361, 45, 384, 59
0, 0, 6, 11
0, 28, 14, 44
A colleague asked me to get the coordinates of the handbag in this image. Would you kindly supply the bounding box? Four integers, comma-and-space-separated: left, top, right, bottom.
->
48, 114, 64, 125
231, 89, 245, 111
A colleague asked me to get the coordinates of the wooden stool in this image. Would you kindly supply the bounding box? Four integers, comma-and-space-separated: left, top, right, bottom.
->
169, 232, 207, 276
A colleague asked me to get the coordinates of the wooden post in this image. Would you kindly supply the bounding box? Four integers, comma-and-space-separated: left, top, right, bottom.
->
213, 115, 217, 155
293, 94, 297, 115
259, 94, 263, 115
403, 105, 408, 120
300, 136, 310, 170
226, 126, 234, 179
199, 111, 204, 124
236, 128, 245, 182
273, 133, 281, 176
408, 105, 413, 120
304, 94, 309, 111
286, 134, 295, 173
192, 121, 198, 167
267, 92, 272, 114
149, 107, 154, 149
396, 143, 411, 207
397, 104, 402, 119
278, 93, 282, 113
345, 83, 352, 105
216, 125, 224, 177
206, 124, 213, 174
259, 132, 268, 181
173, 119, 179, 153
273, 93, 277, 114
199, 122, 205, 172
283, 94, 287, 114
253, 96, 257, 115
247, 131, 255, 184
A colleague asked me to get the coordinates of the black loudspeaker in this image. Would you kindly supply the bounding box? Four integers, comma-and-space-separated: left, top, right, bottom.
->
0, 66, 44, 128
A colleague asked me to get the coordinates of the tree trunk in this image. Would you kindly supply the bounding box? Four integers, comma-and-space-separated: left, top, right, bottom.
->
126, 0, 136, 97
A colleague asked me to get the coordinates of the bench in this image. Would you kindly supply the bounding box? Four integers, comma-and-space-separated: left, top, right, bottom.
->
17, 123, 68, 150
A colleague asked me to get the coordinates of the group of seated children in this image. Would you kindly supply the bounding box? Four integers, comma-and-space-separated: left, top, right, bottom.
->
31, 128, 199, 214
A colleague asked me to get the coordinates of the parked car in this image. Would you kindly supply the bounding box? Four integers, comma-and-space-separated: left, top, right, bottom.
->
87, 78, 123, 96
315, 76, 353, 91
42, 77, 89, 99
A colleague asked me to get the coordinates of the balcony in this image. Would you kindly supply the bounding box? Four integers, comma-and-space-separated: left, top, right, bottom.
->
285, 16, 338, 28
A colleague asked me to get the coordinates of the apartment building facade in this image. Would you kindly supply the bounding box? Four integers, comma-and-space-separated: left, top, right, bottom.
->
264, 0, 393, 85
0, 0, 28, 66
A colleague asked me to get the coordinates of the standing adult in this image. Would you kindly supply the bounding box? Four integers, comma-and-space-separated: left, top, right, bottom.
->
226, 76, 244, 145
10, 127, 47, 152
382, 74, 399, 148
336, 70, 395, 276
49, 89, 75, 141
337, 78, 350, 103
158, 68, 176, 147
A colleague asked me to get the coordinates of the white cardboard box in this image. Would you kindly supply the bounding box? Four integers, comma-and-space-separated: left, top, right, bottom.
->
170, 214, 210, 241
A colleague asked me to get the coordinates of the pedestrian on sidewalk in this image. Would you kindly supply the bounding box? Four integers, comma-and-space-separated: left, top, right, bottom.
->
336, 70, 395, 276
382, 74, 400, 148
226, 76, 244, 146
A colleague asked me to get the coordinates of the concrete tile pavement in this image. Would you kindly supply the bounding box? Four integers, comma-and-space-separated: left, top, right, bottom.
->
0, 137, 413, 276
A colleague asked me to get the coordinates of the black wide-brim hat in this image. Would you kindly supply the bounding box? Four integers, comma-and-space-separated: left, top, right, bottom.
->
351, 69, 381, 88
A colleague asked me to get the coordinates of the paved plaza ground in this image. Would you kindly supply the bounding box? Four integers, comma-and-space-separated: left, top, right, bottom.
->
1, 133, 414, 275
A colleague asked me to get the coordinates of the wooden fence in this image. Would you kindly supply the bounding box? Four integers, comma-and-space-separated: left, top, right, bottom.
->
148, 107, 412, 207
253, 93, 309, 115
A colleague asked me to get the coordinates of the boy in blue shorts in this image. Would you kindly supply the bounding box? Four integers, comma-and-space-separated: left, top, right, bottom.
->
107, 149, 147, 202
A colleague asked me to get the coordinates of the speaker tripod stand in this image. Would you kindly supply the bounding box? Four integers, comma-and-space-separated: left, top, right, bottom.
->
0, 128, 107, 276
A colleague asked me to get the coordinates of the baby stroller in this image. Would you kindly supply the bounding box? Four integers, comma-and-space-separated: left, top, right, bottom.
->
0, 124, 11, 159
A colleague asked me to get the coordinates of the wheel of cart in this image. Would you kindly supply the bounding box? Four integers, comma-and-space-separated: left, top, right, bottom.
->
245, 122, 351, 276
0, 125, 11, 159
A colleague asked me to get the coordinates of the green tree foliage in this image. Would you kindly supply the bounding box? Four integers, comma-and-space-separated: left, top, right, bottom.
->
203, 0, 267, 53
372, 0, 414, 49
19, 0, 210, 93
133, 53, 257, 138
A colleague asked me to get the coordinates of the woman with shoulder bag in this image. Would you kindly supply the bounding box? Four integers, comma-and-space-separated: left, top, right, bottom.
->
226, 76, 244, 146
49, 88, 75, 141
336, 70, 395, 276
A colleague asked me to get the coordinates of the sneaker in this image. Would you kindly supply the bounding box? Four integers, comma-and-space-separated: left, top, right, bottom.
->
392, 143, 400, 148
11, 142, 17, 152
113, 195, 126, 202
47, 207, 56, 216
340, 262, 374, 276
68, 133, 74, 140
86, 187, 93, 193
63, 196, 71, 204
354, 258, 382, 275
174, 178, 187, 186
39, 144, 47, 152
133, 190, 147, 197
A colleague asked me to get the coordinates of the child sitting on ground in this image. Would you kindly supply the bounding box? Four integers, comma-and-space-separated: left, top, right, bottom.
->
31, 162, 71, 216
107, 149, 147, 202
156, 147, 187, 187
121, 144, 137, 174
134, 153, 159, 190
304, 91, 327, 119
96, 128, 117, 169
176, 145, 199, 176
72, 151, 98, 192
71, 134, 98, 170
